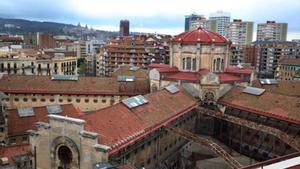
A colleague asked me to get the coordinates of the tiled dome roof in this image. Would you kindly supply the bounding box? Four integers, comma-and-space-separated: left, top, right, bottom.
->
172, 27, 229, 45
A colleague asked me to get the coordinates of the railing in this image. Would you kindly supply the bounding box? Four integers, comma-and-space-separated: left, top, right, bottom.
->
197, 107, 300, 151
165, 125, 243, 169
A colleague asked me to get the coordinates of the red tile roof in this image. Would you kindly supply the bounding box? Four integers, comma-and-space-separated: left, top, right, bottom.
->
198, 69, 210, 76
111, 65, 148, 78
217, 72, 246, 83
155, 67, 179, 73
172, 27, 229, 45
226, 66, 253, 74
0, 75, 149, 96
148, 63, 170, 68
252, 80, 300, 97
164, 71, 199, 82
7, 104, 83, 136
82, 88, 197, 154
0, 144, 31, 166
163, 70, 244, 84
219, 87, 300, 125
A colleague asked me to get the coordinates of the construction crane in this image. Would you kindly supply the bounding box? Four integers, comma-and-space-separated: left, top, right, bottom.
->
197, 107, 300, 151
165, 125, 243, 169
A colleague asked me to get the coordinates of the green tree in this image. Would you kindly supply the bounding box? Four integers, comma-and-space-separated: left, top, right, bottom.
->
77, 58, 86, 76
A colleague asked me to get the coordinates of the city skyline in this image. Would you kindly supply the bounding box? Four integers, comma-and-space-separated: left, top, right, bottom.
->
1, 0, 300, 40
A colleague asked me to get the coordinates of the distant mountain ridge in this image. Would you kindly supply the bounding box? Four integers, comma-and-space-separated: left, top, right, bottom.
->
0, 17, 118, 40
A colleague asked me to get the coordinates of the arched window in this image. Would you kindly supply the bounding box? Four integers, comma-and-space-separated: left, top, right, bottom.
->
182, 58, 186, 70
186, 57, 191, 70
192, 58, 196, 71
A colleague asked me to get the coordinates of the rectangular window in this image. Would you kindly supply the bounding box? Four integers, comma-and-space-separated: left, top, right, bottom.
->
10, 138, 16, 144
186, 57, 191, 70
22, 136, 28, 142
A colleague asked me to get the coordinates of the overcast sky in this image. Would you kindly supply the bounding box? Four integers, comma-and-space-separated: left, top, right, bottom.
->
1, 0, 300, 40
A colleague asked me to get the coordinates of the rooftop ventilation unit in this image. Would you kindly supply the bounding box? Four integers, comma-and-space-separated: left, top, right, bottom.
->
259, 79, 278, 85
243, 86, 265, 96
122, 95, 148, 108
51, 75, 78, 81
18, 107, 35, 117
165, 84, 179, 94
46, 105, 62, 114
117, 75, 136, 82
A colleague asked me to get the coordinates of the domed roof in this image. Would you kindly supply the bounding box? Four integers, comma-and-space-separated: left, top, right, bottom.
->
172, 27, 229, 45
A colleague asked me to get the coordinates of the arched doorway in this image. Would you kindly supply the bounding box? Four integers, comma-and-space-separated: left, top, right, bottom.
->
51, 136, 80, 169
58, 146, 73, 169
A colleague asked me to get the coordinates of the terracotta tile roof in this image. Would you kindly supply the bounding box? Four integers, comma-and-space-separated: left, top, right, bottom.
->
252, 80, 300, 97
172, 27, 229, 45
198, 69, 210, 76
155, 67, 179, 73
82, 88, 197, 154
219, 87, 300, 125
164, 71, 199, 82
226, 66, 253, 74
0, 144, 31, 166
0, 75, 149, 96
164, 71, 244, 84
217, 72, 246, 83
148, 63, 170, 68
7, 104, 83, 136
111, 66, 148, 78
83, 104, 146, 147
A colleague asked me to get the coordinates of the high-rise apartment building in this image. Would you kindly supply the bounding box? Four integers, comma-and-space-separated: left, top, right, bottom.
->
257, 21, 288, 41
184, 14, 205, 31
189, 18, 217, 32
209, 10, 230, 36
119, 20, 130, 36
226, 19, 254, 45
97, 35, 149, 77
254, 41, 297, 78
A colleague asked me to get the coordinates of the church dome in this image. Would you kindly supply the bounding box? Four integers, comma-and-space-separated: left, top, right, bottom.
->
172, 27, 229, 45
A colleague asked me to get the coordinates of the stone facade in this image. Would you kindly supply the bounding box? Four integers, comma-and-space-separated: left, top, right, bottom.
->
0, 56, 77, 76
170, 44, 229, 72
2, 93, 128, 112
29, 115, 109, 169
